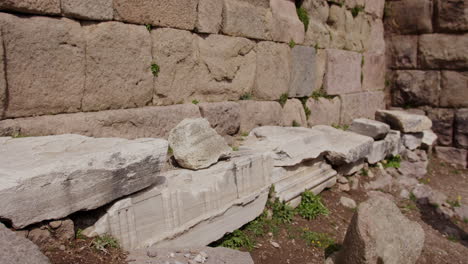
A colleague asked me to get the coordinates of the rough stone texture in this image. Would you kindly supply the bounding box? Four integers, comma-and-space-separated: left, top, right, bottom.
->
386, 130, 403, 156
0, 13, 85, 118
392, 70, 441, 107
270, 0, 305, 43
130, 247, 255, 264
385, 0, 433, 34
435, 146, 468, 168
455, 109, 468, 149
362, 53, 385, 91
289, 45, 316, 97
336, 196, 425, 264
324, 49, 362, 95
272, 159, 337, 203
199, 102, 240, 136
363, 19, 385, 55
328, 5, 346, 50
402, 133, 424, 150
113, 0, 197, 30
222, 0, 271, 40
304, 18, 331, 49
82, 22, 153, 112
344, 12, 365, 52
61, 0, 113, 20
421, 130, 438, 150
364, 0, 385, 18
303, 0, 329, 23
168, 118, 231, 170
419, 34, 468, 69
0, 104, 201, 139
254, 42, 290, 100
0, 0, 60, 15
440, 71, 468, 108
197, 0, 223, 33
427, 108, 454, 146
238, 101, 283, 133
376, 110, 433, 133
386, 35, 418, 69
0, 30, 5, 119
435, 0, 468, 32
340, 92, 385, 125
340, 196, 357, 209
306, 97, 341, 127
282, 99, 307, 127
0, 135, 168, 228
83, 153, 272, 249
337, 159, 365, 176
314, 49, 327, 91
349, 118, 390, 140
366, 130, 402, 164
0, 223, 51, 264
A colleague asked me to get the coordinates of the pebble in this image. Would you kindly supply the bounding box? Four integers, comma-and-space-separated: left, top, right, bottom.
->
270, 241, 280, 248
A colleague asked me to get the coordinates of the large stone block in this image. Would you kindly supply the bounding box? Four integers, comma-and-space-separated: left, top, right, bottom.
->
385, 0, 433, 34
427, 108, 455, 146
289, 45, 316, 97
282, 99, 307, 127
304, 18, 331, 49
323, 49, 362, 95
238, 101, 283, 133
386, 35, 418, 69
0, 30, 5, 119
362, 53, 385, 91
392, 70, 441, 107
341, 92, 385, 125
0, 0, 60, 15
0, 104, 202, 139
199, 102, 240, 136
306, 97, 341, 127
303, 0, 329, 23
363, 19, 385, 55
314, 49, 327, 91
0, 14, 85, 118
222, 0, 271, 40
435, 0, 468, 32
455, 109, 468, 149
270, 0, 305, 43
82, 22, 153, 112
419, 34, 468, 69
253, 42, 290, 100
113, 0, 197, 30
349, 118, 390, 140
364, 0, 385, 18
62, 0, 113, 20
376, 110, 432, 133
0, 135, 168, 228
344, 11, 364, 52
327, 5, 346, 49
83, 153, 272, 249
197, 0, 223, 33
440, 71, 468, 108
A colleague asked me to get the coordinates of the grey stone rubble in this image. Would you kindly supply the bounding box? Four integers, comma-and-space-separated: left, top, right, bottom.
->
349, 118, 390, 140
376, 110, 432, 133
0, 134, 168, 229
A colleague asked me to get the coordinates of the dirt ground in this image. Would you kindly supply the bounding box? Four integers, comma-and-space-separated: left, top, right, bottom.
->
37, 157, 468, 264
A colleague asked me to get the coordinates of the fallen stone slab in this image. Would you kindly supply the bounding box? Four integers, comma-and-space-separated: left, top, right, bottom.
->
168, 118, 231, 170
83, 153, 272, 250
376, 110, 432, 133
0, 134, 168, 228
0, 223, 51, 264
349, 118, 390, 140
334, 196, 425, 264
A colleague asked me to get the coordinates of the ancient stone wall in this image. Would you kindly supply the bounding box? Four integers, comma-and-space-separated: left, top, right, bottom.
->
385, 0, 468, 162
0, 0, 386, 139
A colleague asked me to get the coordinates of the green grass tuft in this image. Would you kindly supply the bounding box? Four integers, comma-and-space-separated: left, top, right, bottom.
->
279, 93, 289, 107
296, 191, 329, 220
151, 63, 160, 77
296, 7, 310, 32
383, 155, 401, 169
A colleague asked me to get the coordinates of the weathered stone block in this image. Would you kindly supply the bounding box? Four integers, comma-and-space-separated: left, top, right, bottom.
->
402, 133, 424, 150
289, 45, 316, 97
0, 13, 85, 118
113, 0, 197, 30
0, 0, 60, 15
435, 0, 468, 32
0, 135, 168, 228
427, 108, 455, 146
386, 35, 418, 69
419, 34, 468, 69
376, 110, 432, 133
82, 22, 153, 112
253, 42, 290, 100
362, 53, 385, 91
344, 11, 365, 52
199, 102, 240, 136
435, 146, 468, 168
197, 0, 223, 33
385, 0, 433, 34
455, 109, 468, 149
303, 0, 329, 23
62, 0, 113, 20
304, 18, 331, 49
323, 49, 362, 95
421, 130, 437, 150
0, 104, 202, 139
282, 99, 307, 127
363, 19, 385, 55
440, 71, 468, 108
341, 92, 385, 125
392, 70, 441, 107
270, 0, 305, 43
313, 49, 326, 91
222, 0, 271, 40
306, 97, 341, 127
349, 118, 390, 140
238, 101, 283, 133
365, 0, 385, 18
328, 5, 346, 49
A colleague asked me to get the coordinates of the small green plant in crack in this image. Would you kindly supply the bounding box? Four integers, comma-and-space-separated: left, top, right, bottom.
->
145, 24, 152, 32
383, 155, 401, 169
418, 178, 431, 184
296, 191, 329, 220
271, 198, 295, 224
241, 131, 249, 137
311, 88, 334, 101
239, 93, 252, 100
278, 93, 289, 107
92, 234, 120, 253
351, 5, 365, 18
151, 63, 160, 77
447, 196, 461, 208
463, 218, 468, 224
296, 7, 310, 32
232, 146, 239, 151
289, 39, 296, 48
447, 235, 459, 242
332, 124, 349, 131
292, 120, 301, 127
301, 230, 335, 248
360, 168, 369, 177
192, 99, 199, 105
410, 192, 417, 202
217, 229, 254, 251
75, 228, 86, 240
168, 146, 173, 155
